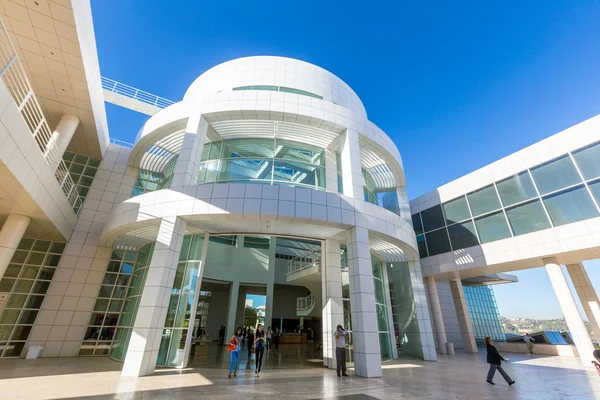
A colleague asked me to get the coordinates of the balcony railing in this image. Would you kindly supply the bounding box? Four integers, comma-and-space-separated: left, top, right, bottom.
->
296, 293, 315, 312
101, 76, 175, 109
0, 17, 82, 214
287, 248, 321, 276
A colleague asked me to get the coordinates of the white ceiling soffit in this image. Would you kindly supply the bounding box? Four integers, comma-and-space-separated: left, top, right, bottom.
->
140, 129, 185, 172
359, 136, 397, 190
369, 234, 409, 263
113, 225, 161, 251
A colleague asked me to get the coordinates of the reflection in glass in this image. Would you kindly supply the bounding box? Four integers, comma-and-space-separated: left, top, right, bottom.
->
572, 142, 600, 181
425, 228, 451, 256
467, 185, 501, 217
589, 180, 600, 205
447, 221, 479, 250
496, 172, 538, 207
443, 196, 470, 224
543, 185, 599, 226
474, 212, 511, 244
421, 205, 445, 232
416, 235, 428, 258
412, 214, 423, 235
530, 155, 581, 195
505, 200, 551, 236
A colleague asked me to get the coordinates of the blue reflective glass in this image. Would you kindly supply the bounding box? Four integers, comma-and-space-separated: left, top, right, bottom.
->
474, 212, 511, 244
542, 185, 599, 226
424, 228, 451, 256
505, 200, 551, 236
467, 185, 501, 217
443, 196, 470, 224
530, 155, 581, 195
496, 172, 538, 206
572, 142, 600, 181
218, 159, 272, 182
589, 180, 600, 205
273, 160, 325, 188
421, 205, 445, 232
412, 214, 424, 235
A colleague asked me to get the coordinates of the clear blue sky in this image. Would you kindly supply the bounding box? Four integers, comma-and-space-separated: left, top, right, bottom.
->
91, 1, 600, 319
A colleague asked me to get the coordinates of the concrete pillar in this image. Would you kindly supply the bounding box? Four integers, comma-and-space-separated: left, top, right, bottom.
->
226, 281, 240, 341
449, 279, 478, 353
425, 276, 448, 354
339, 129, 364, 200
45, 114, 79, 170
346, 227, 382, 377
322, 239, 344, 369
324, 149, 339, 193
170, 112, 209, 189
382, 263, 399, 359
181, 232, 210, 368
121, 216, 187, 377
265, 282, 274, 330
299, 316, 304, 330
0, 214, 31, 279
545, 258, 595, 366
566, 263, 600, 345
395, 186, 412, 225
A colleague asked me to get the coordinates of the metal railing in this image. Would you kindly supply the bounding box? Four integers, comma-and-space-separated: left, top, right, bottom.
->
0, 17, 82, 214
110, 138, 134, 148
296, 293, 315, 312
287, 248, 321, 276
101, 76, 175, 109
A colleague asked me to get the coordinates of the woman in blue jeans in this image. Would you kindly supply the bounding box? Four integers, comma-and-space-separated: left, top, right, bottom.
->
228, 327, 244, 379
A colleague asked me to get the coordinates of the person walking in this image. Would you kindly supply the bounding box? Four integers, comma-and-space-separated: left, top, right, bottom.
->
334, 325, 348, 377
266, 326, 272, 351
523, 333, 535, 354
247, 327, 255, 359
485, 337, 515, 386
273, 327, 281, 351
227, 327, 244, 379
307, 328, 314, 347
254, 324, 266, 377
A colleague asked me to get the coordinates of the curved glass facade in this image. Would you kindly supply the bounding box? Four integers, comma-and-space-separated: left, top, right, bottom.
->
362, 168, 378, 205
197, 139, 326, 190
372, 256, 392, 361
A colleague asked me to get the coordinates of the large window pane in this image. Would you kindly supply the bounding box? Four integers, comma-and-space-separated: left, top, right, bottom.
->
421, 205, 445, 232
543, 185, 599, 226
447, 221, 479, 250
416, 235, 428, 258
530, 155, 581, 195
218, 159, 272, 182
474, 212, 511, 244
589, 180, 600, 205
221, 139, 274, 159
424, 228, 451, 256
505, 200, 551, 236
496, 172, 538, 206
443, 196, 470, 224
273, 161, 324, 188
467, 185, 501, 216
275, 140, 324, 166
412, 214, 423, 235
572, 143, 600, 181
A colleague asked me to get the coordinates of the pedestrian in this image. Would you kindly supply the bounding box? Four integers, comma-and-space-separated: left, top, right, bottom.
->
307, 328, 314, 347
523, 333, 535, 354
273, 326, 281, 351
334, 325, 348, 377
227, 327, 244, 379
485, 337, 515, 386
247, 327, 255, 359
254, 324, 266, 377
266, 326, 272, 351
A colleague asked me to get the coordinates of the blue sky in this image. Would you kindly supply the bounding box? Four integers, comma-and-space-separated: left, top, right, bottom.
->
91, 1, 600, 319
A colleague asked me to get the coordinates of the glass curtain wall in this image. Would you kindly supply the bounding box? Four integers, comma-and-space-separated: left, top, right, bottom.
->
371, 256, 392, 361
463, 284, 505, 346
196, 139, 326, 190
412, 141, 600, 258
0, 238, 65, 358
362, 168, 378, 205
156, 234, 205, 367
132, 156, 179, 196
340, 246, 353, 365
108, 243, 154, 361
62, 152, 100, 205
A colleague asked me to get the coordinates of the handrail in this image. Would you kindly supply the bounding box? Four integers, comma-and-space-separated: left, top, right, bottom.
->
0, 17, 82, 214
101, 76, 175, 109
287, 248, 321, 276
110, 138, 134, 148
296, 293, 315, 311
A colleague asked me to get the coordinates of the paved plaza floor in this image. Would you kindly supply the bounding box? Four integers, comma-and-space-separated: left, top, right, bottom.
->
0, 343, 599, 399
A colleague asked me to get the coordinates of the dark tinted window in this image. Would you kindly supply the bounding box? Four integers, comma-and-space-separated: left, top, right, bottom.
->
421, 205, 445, 232
425, 228, 451, 256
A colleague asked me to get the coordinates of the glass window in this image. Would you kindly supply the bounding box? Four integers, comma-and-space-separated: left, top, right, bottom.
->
279, 86, 323, 99
412, 214, 423, 235
421, 205, 445, 232
589, 180, 600, 205
543, 185, 599, 226
505, 200, 551, 236
496, 172, 538, 206
443, 196, 470, 224
221, 139, 274, 159
530, 155, 582, 195
467, 185, 501, 216
233, 85, 278, 91
474, 212, 512, 244
275, 140, 324, 166
416, 235, 428, 258
572, 142, 600, 181
273, 161, 325, 188
447, 221, 479, 250
218, 159, 273, 182
244, 236, 270, 249
424, 228, 451, 256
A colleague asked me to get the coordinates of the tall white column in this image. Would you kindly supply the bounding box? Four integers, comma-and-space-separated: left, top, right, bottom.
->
170, 112, 209, 189
226, 281, 240, 341
182, 232, 210, 368
324, 149, 339, 193
122, 216, 187, 377
566, 263, 600, 345
449, 279, 478, 353
322, 239, 344, 369
339, 129, 364, 200
346, 227, 382, 377
382, 263, 399, 359
264, 238, 276, 330
45, 114, 79, 170
425, 276, 448, 354
0, 214, 31, 280
545, 258, 595, 365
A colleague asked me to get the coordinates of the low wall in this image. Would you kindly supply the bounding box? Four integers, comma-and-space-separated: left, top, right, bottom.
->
494, 342, 579, 357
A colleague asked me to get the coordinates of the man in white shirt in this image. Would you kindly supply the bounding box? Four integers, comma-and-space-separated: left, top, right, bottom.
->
334, 325, 349, 377
524, 333, 535, 354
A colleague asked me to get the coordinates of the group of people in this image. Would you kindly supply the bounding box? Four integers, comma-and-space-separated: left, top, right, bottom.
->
227, 325, 281, 378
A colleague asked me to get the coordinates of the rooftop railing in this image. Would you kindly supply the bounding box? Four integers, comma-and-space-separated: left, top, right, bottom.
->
0, 17, 82, 214
287, 248, 321, 276
101, 76, 175, 109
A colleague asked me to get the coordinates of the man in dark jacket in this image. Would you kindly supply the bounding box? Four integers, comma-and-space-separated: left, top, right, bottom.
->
485, 337, 515, 386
